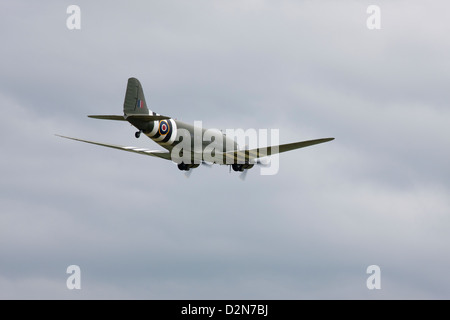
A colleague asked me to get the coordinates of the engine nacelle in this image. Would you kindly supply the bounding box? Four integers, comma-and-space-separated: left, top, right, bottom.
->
177, 162, 200, 171
232, 163, 254, 172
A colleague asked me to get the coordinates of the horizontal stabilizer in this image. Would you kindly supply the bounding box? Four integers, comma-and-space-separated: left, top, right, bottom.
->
88, 115, 127, 120
88, 114, 171, 121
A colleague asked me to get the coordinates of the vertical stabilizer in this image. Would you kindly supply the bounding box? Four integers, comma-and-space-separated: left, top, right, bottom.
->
123, 77, 151, 115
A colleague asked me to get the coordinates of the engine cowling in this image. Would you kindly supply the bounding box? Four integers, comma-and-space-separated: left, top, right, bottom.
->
177, 162, 200, 171
232, 163, 254, 172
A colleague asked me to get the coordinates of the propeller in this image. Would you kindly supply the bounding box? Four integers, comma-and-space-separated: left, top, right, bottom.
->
239, 169, 248, 181
238, 157, 272, 181
255, 157, 271, 167
183, 161, 211, 178
184, 169, 192, 178
201, 161, 213, 168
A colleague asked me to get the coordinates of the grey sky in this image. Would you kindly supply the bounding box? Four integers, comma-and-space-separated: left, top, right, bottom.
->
1, 0, 450, 299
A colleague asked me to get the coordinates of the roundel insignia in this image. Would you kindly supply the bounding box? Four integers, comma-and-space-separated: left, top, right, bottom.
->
159, 120, 170, 135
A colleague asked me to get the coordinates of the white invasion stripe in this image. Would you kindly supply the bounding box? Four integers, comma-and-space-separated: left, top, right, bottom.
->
167, 119, 177, 145
144, 150, 163, 153
224, 153, 236, 164
148, 120, 159, 137
153, 134, 166, 142
158, 119, 178, 146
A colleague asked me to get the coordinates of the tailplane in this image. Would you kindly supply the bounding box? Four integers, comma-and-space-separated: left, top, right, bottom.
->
88, 78, 169, 122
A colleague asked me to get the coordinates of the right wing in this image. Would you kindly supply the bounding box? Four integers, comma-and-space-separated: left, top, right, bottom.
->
55, 135, 171, 160
222, 138, 335, 163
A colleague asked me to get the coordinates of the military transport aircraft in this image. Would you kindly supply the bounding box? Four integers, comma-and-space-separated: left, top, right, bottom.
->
57, 78, 334, 178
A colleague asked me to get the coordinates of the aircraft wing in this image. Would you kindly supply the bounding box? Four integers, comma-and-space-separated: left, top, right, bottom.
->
223, 138, 334, 163
55, 135, 172, 160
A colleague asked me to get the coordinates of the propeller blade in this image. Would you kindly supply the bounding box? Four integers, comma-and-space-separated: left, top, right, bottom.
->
255, 157, 271, 167
239, 169, 248, 181
202, 161, 213, 168
184, 170, 192, 178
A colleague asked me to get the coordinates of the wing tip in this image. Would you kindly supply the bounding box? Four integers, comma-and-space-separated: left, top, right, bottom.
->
312, 137, 335, 144
55, 134, 78, 142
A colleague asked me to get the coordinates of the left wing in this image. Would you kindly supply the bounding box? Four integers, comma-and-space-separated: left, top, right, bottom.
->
222, 138, 334, 163
55, 135, 171, 160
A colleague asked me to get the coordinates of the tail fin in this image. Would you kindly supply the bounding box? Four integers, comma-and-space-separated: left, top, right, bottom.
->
123, 77, 151, 115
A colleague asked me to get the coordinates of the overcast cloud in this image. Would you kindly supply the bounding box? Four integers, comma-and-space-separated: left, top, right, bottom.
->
1, 0, 450, 299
